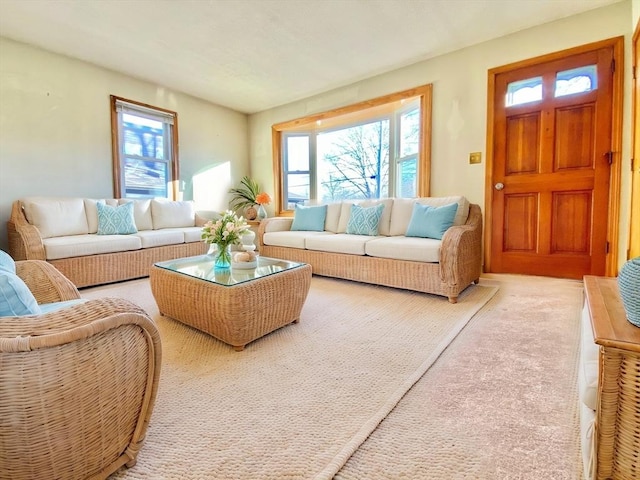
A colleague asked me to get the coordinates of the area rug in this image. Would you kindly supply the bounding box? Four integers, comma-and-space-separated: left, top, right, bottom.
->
81, 276, 497, 480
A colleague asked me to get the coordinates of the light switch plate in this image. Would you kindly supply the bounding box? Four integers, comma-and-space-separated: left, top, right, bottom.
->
469, 152, 482, 164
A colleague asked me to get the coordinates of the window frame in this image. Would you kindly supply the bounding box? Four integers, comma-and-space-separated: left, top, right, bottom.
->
272, 84, 432, 215
110, 95, 180, 199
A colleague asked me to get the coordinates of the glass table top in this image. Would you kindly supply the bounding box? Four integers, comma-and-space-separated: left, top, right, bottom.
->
154, 254, 306, 287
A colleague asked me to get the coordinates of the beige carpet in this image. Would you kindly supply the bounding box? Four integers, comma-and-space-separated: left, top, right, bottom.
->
335, 274, 585, 480
82, 276, 497, 479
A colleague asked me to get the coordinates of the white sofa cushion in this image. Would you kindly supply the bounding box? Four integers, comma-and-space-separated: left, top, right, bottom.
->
579, 303, 599, 411
365, 236, 441, 263
580, 400, 596, 480
84, 199, 102, 233
42, 234, 142, 260
389, 196, 469, 236
263, 231, 333, 249
120, 199, 154, 231
325, 203, 343, 233
134, 230, 185, 248
151, 199, 195, 229
306, 233, 379, 255
179, 226, 206, 243
337, 199, 394, 235
22, 197, 90, 239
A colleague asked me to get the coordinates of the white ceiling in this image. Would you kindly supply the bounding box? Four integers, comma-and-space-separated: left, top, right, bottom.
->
0, 0, 622, 114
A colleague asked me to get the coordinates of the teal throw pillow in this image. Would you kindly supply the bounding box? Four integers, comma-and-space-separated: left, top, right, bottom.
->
0, 271, 41, 317
291, 204, 328, 232
97, 201, 137, 235
405, 202, 458, 240
0, 250, 15, 274
346, 203, 385, 236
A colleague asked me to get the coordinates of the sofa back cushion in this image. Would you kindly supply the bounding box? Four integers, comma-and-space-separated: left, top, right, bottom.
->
151, 200, 195, 229
119, 199, 153, 231
22, 197, 89, 239
337, 199, 394, 236
389, 196, 469, 236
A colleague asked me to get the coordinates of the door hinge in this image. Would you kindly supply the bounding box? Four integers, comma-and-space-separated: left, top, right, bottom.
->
634, 65, 637, 80
606, 241, 610, 254
605, 151, 614, 165
611, 59, 616, 73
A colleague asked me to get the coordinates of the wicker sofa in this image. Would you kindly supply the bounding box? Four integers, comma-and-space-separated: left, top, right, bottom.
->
7, 197, 209, 287
258, 196, 482, 303
0, 257, 161, 479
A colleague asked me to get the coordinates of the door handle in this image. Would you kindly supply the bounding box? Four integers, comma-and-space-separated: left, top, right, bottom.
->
495, 182, 505, 191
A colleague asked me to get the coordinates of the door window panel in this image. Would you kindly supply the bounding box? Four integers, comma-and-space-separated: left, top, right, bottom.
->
555, 65, 597, 98
506, 76, 543, 107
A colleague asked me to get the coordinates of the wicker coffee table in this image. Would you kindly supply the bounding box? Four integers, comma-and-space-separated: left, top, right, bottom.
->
150, 254, 312, 351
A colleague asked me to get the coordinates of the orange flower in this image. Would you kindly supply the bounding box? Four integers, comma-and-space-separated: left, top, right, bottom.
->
256, 192, 271, 205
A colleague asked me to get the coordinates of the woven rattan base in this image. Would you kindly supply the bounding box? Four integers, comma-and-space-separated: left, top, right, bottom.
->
150, 262, 312, 351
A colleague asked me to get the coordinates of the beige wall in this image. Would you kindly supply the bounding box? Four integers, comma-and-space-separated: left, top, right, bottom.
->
249, 1, 633, 267
0, 37, 249, 251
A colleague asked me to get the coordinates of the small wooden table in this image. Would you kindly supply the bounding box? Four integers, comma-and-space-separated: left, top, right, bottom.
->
150, 255, 312, 351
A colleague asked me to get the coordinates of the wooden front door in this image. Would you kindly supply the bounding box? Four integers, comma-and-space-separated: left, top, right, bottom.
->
487, 39, 620, 279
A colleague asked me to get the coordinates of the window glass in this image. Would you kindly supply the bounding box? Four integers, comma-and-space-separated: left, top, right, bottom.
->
506, 76, 543, 107
397, 158, 417, 198
555, 65, 597, 97
286, 136, 310, 171
316, 120, 390, 201
111, 97, 177, 199
278, 96, 424, 209
400, 108, 419, 157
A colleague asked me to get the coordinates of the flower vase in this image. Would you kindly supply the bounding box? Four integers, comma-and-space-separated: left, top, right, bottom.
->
618, 257, 640, 327
214, 244, 232, 270
257, 204, 267, 220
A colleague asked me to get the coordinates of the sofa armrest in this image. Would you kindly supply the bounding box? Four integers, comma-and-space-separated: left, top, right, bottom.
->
439, 204, 483, 286
257, 217, 294, 247
7, 201, 46, 261
15, 260, 81, 304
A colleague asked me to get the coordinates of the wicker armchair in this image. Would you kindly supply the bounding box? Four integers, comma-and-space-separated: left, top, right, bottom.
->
0, 260, 162, 480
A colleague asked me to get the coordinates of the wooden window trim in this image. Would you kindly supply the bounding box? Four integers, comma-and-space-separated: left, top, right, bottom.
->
271, 84, 432, 216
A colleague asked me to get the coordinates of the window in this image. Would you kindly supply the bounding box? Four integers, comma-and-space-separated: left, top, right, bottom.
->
506, 65, 598, 107
110, 96, 179, 199
555, 65, 597, 97
274, 85, 431, 212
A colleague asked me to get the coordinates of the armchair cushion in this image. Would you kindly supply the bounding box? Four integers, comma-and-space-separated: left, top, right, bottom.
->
39, 298, 87, 314
0, 271, 41, 316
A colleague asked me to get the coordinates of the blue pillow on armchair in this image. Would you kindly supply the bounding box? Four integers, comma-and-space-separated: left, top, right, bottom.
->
0, 271, 41, 317
0, 249, 16, 274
